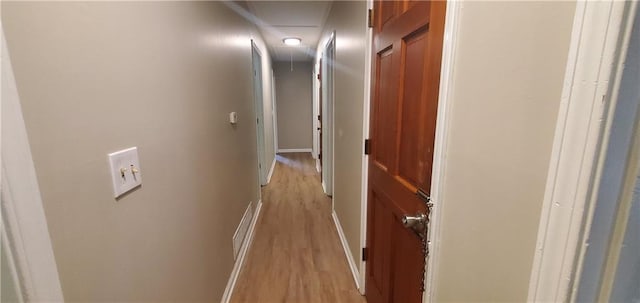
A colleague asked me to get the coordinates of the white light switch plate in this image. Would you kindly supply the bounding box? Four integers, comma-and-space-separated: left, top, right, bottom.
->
108, 147, 142, 198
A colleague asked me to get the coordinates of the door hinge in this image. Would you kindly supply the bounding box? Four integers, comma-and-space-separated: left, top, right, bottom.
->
362, 247, 368, 261
367, 9, 374, 28
364, 139, 371, 155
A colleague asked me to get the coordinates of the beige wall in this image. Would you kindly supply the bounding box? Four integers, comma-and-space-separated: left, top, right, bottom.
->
2, 2, 271, 301
274, 61, 313, 150
316, 0, 368, 271
434, 1, 576, 301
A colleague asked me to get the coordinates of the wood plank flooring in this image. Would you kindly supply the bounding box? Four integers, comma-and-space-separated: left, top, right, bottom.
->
230, 153, 366, 303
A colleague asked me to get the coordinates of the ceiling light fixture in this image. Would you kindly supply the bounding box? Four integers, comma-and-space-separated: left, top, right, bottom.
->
283, 37, 302, 46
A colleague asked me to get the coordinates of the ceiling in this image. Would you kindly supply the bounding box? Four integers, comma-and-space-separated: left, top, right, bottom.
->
246, 1, 333, 62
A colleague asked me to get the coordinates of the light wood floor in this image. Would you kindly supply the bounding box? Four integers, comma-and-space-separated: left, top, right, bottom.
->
230, 153, 366, 303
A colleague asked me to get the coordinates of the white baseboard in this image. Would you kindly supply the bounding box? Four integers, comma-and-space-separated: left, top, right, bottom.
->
316, 159, 321, 173
322, 181, 327, 195
221, 200, 263, 303
267, 157, 276, 184
277, 148, 312, 153
232, 203, 254, 259
332, 211, 361, 291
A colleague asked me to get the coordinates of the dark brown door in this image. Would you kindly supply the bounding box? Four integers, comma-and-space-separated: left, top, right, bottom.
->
365, 1, 446, 303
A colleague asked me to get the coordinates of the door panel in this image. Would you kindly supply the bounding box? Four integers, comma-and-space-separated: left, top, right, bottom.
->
380, 1, 398, 29
365, 1, 446, 303
392, 219, 424, 303
372, 47, 397, 170
368, 190, 393, 303
398, 27, 428, 188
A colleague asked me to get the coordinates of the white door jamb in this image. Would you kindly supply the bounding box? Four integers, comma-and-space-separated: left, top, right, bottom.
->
422, 1, 462, 302
527, 2, 632, 302
1, 27, 65, 302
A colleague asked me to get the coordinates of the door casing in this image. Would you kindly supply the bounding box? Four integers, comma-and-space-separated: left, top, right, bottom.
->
321, 32, 336, 196
528, 2, 639, 302
1, 26, 65, 302
251, 41, 267, 186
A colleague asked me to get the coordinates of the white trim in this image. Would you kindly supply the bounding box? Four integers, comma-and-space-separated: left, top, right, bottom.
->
221, 200, 263, 303
1, 27, 65, 301
266, 157, 276, 184
251, 40, 267, 186
572, 4, 639, 301
322, 181, 328, 196
358, 0, 374, 296
527, 2, 629, 302
271, 70, 279, 155
311, 70, 318, 159
423, 1, 461, 302
232, 203, 254, 259
320, 32, 336, 197
1, 216, 26, 303
332, 211, 361, 290
277, 148, 312, 153
330, 31, 336, 200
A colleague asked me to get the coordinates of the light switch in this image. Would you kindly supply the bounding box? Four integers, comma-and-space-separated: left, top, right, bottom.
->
107, 147, 142, 198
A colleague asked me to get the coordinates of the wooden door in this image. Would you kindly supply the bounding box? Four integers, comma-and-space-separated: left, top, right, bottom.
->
365, 1, 446, 303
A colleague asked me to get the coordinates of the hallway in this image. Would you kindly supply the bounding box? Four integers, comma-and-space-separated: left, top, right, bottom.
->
6, 1, 637, 302
231, 153, 365, 303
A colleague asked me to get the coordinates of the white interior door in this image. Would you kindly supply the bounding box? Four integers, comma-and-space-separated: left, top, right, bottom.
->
321, 34, 335, 196
251, 41, 267, 186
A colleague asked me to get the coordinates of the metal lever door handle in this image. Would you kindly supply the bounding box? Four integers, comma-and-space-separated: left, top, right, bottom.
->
401, 213, 427, 228
402, 213, 428, 239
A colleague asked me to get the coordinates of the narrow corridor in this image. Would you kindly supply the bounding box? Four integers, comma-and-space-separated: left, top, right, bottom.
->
230, 153, 365, 303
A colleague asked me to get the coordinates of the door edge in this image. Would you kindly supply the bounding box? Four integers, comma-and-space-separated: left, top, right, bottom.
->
422, 1, 462, 302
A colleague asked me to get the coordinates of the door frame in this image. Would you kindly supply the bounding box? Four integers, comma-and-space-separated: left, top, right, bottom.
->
527, 1, 636, 302
271, 69, 278, 154
1, 27, 65, 301
358, 0, 374, 295
356, 1, 463, 300
315, 59, 322, 173
321, 32, 336, 196
573, 5, 639, 300
421, 1, 462, 301
312, 66, 318, 161
251, 40, 267, 186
